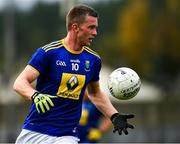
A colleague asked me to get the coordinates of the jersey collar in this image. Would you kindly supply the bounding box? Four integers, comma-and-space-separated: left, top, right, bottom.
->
62, 39, 84, 54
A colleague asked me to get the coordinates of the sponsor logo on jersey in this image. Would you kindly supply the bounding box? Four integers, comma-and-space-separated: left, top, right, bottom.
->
66, 76, 79, 92
70, 59, 80, 63
56, 60, 66, 67
57, 73, 86, 100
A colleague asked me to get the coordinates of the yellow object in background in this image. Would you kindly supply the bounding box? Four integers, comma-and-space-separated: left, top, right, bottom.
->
87, 128, 102, 141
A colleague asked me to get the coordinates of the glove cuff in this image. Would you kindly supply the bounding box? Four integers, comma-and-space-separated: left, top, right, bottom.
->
110, 113, 119, 122
31, 91, 40, 101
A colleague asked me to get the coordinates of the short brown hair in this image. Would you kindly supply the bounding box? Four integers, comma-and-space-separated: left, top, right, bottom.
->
66, 5, 98, 31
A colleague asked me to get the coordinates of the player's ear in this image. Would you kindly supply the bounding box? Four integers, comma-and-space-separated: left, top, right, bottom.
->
71, 23, 79, 33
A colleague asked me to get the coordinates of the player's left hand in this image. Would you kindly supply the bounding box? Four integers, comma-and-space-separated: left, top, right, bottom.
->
111, 113, 134, 135
87, 128, 102, 141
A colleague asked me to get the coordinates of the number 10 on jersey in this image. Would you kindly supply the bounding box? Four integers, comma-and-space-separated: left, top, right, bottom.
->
72, 63, 79, 71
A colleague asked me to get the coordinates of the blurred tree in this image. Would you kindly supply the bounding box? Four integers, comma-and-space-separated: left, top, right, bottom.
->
93, 0, 128, 66
2, 0, 16, 85
149, 0, 180, 89
0, 14, 4, 71
117, 0, 152, 78
115, 0, 180, 90
15, 2, 64, 66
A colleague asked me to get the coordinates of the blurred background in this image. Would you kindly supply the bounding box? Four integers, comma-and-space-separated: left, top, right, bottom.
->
0, 0, 180, 143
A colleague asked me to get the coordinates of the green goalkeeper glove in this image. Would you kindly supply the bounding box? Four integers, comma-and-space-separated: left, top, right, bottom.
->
31, 92, 58, 113
111, 113, 135, 135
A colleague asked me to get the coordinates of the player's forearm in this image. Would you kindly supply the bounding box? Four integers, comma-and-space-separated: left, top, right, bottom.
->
88, 90, 118, 119
13, 77, 36, 101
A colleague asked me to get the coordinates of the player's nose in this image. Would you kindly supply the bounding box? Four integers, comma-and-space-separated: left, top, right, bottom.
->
92, 29, 97, 37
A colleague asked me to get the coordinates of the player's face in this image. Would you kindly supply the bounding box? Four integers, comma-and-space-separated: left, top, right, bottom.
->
77, 15, 98, 46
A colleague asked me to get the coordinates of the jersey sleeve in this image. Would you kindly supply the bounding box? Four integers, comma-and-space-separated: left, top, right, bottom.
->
91, 57, 102, 82
28, 48, 48, 74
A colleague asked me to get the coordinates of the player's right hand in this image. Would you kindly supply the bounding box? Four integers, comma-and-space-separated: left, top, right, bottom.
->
31, 92, 58, 113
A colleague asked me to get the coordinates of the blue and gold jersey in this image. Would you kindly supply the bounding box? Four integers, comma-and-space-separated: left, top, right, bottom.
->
78, 100, 102, 143
23, 39, 101, 137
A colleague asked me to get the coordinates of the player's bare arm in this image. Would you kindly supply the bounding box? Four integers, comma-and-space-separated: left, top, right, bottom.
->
87, 80, 135, 135
13, 65, 39, 100
87, 81, 118, 118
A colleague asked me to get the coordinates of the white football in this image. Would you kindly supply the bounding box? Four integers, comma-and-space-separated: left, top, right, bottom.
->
108, 67, 141, 100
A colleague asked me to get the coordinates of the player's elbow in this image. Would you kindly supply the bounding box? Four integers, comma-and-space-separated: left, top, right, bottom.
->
13, 77, 22, 94
13, 79, 19, 93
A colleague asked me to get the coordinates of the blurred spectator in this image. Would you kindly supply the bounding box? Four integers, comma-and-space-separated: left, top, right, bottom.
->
78, 92, 112, 143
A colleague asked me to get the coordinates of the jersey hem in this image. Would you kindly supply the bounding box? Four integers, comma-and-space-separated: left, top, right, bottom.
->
23, 124, 78, 137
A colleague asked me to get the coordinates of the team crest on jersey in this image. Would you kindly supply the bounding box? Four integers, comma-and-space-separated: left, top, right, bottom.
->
57, 73, 85, 100
85, 60, 90, 72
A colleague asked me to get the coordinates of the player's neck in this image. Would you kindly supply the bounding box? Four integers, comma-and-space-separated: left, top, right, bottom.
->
64, 33, 83, 51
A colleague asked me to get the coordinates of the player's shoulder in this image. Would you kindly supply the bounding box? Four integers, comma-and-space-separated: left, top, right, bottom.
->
41, 39, 64, 52
83, 46, 101, 60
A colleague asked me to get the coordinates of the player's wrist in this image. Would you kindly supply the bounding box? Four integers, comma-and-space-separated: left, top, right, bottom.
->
110, 113, 119, 122
31, 91, 40, 101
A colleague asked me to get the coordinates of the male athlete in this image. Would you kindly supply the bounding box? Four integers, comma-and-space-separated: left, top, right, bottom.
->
13, 5, 135, 144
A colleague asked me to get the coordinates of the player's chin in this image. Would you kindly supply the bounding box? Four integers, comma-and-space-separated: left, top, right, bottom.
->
83, 42, 91, 47
82, 40, 93, 46
87, 40, 93, 46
